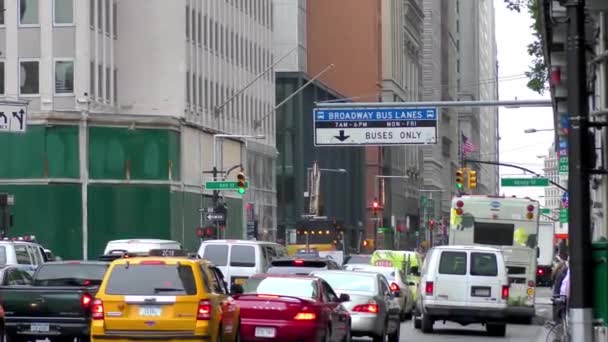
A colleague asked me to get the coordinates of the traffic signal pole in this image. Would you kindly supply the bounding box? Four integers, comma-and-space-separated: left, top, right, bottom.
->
565, 0, 594, 340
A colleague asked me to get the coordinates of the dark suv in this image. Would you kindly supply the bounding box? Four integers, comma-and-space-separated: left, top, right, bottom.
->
266, 257, 341, 275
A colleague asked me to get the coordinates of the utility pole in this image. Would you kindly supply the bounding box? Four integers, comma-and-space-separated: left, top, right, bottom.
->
566, 0, 594, 340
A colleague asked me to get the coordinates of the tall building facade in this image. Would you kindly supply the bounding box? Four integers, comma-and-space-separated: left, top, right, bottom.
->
0, 0, 276, 258
421, 0, 460, 224
542, 143, 561, 222
457, 0, 500, 194
307, 0, 425, 249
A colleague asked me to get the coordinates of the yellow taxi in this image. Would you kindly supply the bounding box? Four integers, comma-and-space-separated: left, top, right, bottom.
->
90, 249, 241, 342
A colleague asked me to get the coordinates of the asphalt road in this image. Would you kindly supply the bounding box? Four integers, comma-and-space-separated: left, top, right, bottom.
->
354, 286, 556, 341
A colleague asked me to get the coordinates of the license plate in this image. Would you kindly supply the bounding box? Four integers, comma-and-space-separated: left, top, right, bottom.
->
472, 287, 491, 297
255, 327, 276, 338
233, 277, 247, 285
139, 305, 162, 317
30, 323, 50, 332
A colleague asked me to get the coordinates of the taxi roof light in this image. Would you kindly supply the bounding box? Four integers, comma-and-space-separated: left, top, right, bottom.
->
139, 260, 166, 265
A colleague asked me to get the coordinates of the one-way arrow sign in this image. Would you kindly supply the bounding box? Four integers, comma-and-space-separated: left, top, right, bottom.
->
334, 130, 350, 142
206, 213, 225, 221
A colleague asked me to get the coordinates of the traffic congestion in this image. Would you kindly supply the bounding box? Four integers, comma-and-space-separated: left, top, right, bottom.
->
0, 195, 557, 341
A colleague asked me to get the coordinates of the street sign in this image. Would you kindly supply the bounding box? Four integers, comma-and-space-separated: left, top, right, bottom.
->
376, 227, 392, 233
540, 208, 551, 215
0, 103, 28, 133
198, 207, 215, 213
559, 208, 568, 223
206, 213, 225, 221
204, 181, 249, 190
501, 178, 550, 187
559, 156, 568, 173
562, 192, 569, 208
313, 107, 438, 146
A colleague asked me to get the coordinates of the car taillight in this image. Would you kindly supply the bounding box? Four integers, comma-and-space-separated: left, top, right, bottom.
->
537, 268, 544, 275
91, 299, 104, 320
352, 302, 379, 314
502, 285, 509, 299
197, 300, 212, 320
390, 282, 400, 292
425, 281, 434, 295
293, 308, 317, 320
81, 293, 93, 310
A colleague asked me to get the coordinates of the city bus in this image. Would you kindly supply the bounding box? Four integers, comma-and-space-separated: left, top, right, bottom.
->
286, 217, 344, 257
449, 195, 540, 322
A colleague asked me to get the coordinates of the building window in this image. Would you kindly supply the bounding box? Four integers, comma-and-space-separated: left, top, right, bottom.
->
0, 0, 5, 25
90, 61, 95, 97
54, 0, 73, 25
105, 0, 110, 34
186, 71, 190, 104
105, 67, 110, 100
113, 68, 117, 102
19, 0, 39, 26
185, 6, 189, 40
112, 1, 117, 38
0, 62, 4, 94
54, 60, 74, 94
89, 0, 94, 28
19, 60, 39, 95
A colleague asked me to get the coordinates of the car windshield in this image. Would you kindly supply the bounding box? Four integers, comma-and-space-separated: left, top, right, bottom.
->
313, 272, 376, 293
105, 264, 197, 295
243, 277, 318, 299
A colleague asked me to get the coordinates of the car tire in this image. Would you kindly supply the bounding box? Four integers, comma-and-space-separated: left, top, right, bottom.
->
486, 323, 507, 337
372, 324, 386, 342
414, 315, 421, 329
5, 336, 27, 342
421, 313, 433, 333
388, 321, 400, 342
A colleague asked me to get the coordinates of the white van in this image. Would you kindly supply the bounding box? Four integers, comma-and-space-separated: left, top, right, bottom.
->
102, 239, 182, 256
197, 240, 287, 286
415, 245, 510, 337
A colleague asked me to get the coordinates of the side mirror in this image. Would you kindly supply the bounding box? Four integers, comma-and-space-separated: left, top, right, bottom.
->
392, 290, 402, 298
230, 284, 244, 295
408, 281, 416, 286
338, 293, 350, 302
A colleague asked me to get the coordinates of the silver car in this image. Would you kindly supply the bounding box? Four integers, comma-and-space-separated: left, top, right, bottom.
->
311, 270, 402, 342
349, 265, 416, 321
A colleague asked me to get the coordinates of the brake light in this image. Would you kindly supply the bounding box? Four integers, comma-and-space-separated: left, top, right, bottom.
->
81, 293, 93, 310
390, 282, 400, 292
197, 300, 212, 320
537, 268, 544, 275
425, 281, 434, 295
294, 312, 317, 320
502, 285, 509, 299
0, 305, 5, 317
91, 299, 104, 320
352, 303, 379, 314
140, 260, 166, 265
294, 260, 304, 265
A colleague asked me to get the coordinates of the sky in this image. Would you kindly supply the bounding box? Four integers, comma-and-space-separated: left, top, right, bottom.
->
494, 0, 555, 205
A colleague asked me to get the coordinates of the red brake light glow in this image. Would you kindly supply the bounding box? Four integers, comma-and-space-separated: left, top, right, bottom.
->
390, 282, 400, 292
81, 293, 93, 309
197, 300, 212, 320
294, 260, 304, 265
352, 303, 379, 314
140, 260, 166, 265
537, 268, 544, 275
91, 299, 104, 320
502, 285, 510, 299
294, 312, 317, 320
425, 281, 434, 295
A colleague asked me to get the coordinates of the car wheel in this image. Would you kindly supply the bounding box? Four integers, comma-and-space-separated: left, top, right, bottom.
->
487, 323, 507, 337
372, 323, 386, 342
388, 321, 400, 342
421, 313, 433, 333
414, 316, 422, 329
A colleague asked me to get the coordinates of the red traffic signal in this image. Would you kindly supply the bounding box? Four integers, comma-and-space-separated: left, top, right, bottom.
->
372, 201, 379, 209
428, 219, 436, 230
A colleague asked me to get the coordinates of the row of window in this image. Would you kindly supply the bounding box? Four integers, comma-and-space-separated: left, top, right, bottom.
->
224, 0, 273, 29
186, 7, 272, 78
0, 59, 73, 96
0, 0, 74, 26
89, 0, 117, 38
90, 61, 117, 103
185, 71, 270, 121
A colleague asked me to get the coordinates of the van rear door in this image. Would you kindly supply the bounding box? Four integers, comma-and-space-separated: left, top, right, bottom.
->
432, 250, 468, 306
467, 252, 503, 307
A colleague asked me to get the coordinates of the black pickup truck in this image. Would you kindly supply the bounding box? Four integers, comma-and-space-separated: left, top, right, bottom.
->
0, 261, 109, 342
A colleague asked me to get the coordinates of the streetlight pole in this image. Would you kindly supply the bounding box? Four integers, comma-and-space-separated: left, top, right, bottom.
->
419, 189, 446, 247
374, 175, 410, 249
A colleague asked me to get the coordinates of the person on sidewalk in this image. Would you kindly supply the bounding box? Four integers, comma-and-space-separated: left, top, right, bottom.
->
552, 253, 568, 322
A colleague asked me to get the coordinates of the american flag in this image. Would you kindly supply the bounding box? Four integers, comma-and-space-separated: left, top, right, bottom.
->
462, 133, 478, 155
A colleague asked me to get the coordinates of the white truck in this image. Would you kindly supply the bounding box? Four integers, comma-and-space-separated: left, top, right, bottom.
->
536, 222, 555, 286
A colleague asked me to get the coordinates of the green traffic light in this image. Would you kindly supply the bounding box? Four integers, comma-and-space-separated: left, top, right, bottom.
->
238, 188, 245, 194
457, 183, 463, 189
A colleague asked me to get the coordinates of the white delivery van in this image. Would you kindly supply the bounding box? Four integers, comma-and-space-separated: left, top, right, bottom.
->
415, 245, 510, 336
198, 239, 287, 286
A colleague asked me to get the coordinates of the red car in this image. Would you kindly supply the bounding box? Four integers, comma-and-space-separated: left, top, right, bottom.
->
234, 274, 351, 341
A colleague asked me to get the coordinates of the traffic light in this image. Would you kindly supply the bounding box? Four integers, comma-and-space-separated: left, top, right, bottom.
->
468, 170, 477, 189
455, 169, 464, 189
428, 219, 436, 230
372, 198, 380, 216
236, 172, 246, 194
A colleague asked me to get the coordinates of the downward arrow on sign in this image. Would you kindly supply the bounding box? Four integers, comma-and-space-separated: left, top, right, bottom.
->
334, 130, 350, 142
